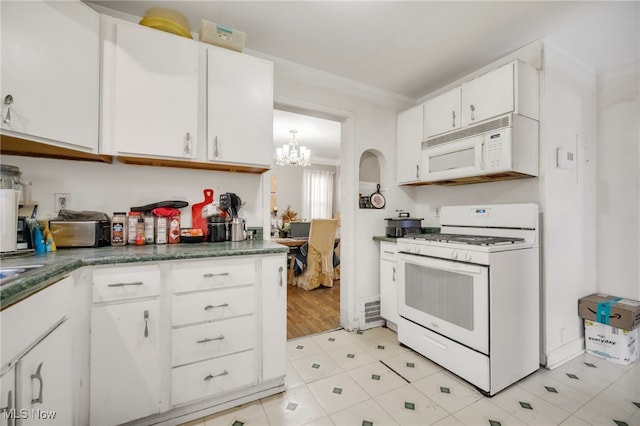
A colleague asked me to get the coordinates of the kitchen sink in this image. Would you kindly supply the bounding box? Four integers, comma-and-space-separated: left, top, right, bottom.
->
0, 265, 44, 286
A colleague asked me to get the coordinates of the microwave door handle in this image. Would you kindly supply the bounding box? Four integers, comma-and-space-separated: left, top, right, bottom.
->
478, 139, 485, 170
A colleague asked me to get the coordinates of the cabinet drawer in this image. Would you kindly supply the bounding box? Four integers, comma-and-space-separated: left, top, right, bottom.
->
92, 264, 161, 303
171, 350, 256, 406
172, 315, 256, 366
380, 242, 398, 261
172, 286, 255, 326
171, 258, 255, 293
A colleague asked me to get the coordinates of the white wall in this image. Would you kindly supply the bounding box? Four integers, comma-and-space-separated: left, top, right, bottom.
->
3, 155, 265, 229
596, 63, 640, 300
539, 42, 597, 368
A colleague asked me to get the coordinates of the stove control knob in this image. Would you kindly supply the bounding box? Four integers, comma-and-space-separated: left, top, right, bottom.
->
464, 252, 472, 261
414, 246, 421, 254
405, 245, 412, 253
451, 250, 459, 259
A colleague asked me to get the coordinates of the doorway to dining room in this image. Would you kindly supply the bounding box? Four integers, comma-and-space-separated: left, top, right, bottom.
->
271, 107, 343, 340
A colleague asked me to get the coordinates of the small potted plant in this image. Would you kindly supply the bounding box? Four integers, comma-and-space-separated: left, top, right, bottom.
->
278, 206, 298, 237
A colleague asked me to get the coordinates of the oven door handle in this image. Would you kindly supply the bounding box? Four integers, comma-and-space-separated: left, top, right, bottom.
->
399, 254, 484, 275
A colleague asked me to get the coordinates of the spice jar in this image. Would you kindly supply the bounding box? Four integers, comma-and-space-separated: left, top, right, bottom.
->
127, 211, 141, 245
135, 216, 145, 246
144, 213, 155, 244
111, 212, 127, 246
156, 216, 168, 244
168, 214, 180, 244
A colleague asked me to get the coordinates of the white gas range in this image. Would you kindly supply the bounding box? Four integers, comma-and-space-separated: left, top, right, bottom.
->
396, 203, 540, 396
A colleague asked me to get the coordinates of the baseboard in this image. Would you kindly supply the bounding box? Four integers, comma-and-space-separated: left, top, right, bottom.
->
545, 337, 585, 369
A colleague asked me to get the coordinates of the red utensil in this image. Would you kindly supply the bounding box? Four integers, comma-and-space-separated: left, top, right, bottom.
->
192, 189, 214, 236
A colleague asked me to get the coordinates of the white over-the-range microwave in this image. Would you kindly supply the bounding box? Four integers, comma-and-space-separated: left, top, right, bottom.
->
421, 113, 539, 184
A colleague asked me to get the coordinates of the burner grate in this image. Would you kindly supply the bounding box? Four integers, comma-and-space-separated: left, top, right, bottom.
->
409, 233, 524, 246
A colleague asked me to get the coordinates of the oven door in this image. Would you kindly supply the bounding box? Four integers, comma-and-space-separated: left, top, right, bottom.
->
397, 252, 489, 354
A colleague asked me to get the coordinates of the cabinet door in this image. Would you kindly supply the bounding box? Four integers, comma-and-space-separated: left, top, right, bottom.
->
206, 46, 273, 166
90, 299, 160, 425
15, 320, 72, 426
102, 17, 199, 159
380, 244, 398, 325
424, 86, 461, 138
397, 104, 424, 184
261, 255, 287, 382
0, 368, 15, 426
1, 1, 99, 152
461, 62, 514, 126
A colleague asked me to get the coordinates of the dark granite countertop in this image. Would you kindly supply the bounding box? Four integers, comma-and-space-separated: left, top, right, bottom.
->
372, 227, 440, 243
0, 240, 288, 309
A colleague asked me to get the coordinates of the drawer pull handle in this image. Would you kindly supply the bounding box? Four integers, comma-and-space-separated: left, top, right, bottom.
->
31, 362, 44, 404
197, 335, 225, 344
204, 370, 228, 381
107, 281, 143, 287
204, 303, 229, 311
422, 334, 447, 351
279, 266, 284, 287
383, 251, 395, 255
392, 266, 396, 282
144, 310, 149, 338
203, 272, 230, 278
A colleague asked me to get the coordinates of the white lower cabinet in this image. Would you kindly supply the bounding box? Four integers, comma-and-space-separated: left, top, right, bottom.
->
90, 265, 162, 426
15, 320, 73, 425
0, 277, 74, 426
380, 242, 399, 326
87, 253, 287, 425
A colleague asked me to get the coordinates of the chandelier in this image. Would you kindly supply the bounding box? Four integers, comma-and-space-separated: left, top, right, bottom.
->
276, 129, 311, 166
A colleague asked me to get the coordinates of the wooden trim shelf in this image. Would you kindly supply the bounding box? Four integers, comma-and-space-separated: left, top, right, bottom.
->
0, 135, 112, 163
117, 156, 270, 174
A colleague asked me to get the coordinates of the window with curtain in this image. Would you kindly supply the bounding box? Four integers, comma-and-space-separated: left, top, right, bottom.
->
302, 169, 334, 220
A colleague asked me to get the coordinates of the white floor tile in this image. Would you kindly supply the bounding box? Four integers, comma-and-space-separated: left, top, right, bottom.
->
431, 415, 465, 426
374, 383, 449, 425
490, 384, 572, 425
451, 398, 524, 426
380, 349, 442, 382
572, 382, 640, 424
346, 361, 408, 397
303, 416, 335, 426
203, 401, 269, 426
330, 398, 400, 426
411, 371, 483, 414
558, 415, 595, 425
260, 384, 327, 426
311, 329, 357, 351
291, 351, 343, 383
516, 371, 593, 413
286, 360, 305, 389
306, 372, 371, 415
616, 365, 640, 394
287, 337, 325, 360
325, 343, 377, 371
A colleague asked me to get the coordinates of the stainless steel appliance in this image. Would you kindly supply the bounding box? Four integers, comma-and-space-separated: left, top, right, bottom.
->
385, 212, 422, 237
396, 203, 539, 395
49, 220, 111, 247
421, 113, 538, 184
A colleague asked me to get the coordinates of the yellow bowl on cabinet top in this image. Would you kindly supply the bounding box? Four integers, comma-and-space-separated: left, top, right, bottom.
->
139, 8, 192, 39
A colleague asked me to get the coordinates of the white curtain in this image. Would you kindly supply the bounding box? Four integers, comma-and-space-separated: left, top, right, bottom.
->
302, 169, 334, 220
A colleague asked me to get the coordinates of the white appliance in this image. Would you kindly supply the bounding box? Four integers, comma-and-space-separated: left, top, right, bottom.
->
420, 113, 538, 184
396, 203, 540, 396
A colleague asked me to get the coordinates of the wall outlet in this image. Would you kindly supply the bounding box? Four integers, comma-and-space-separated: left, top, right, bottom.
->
435, 207, 441, 217
55, 193, 70, 212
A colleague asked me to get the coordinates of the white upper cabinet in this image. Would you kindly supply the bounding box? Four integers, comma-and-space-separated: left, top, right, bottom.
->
101, 16, 199, 159
460, 60, 539, 127
1, 1, 100, 152
422, 60, 539, 140
424, 86, 462, 138
397, 104, 424, 184
205, 45, 274, 167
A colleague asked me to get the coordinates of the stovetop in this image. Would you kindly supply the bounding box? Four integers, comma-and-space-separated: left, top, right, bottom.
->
406, 233, 525, 246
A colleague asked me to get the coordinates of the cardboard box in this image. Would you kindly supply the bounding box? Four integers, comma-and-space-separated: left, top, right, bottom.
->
584, 320, 639, 365
578, 293, 640, 331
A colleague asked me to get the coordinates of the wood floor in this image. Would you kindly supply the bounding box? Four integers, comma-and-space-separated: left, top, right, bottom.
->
287, 279, 341, 340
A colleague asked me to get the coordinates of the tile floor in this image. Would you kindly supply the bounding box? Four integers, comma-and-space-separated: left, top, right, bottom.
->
182, 327, 640, 426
